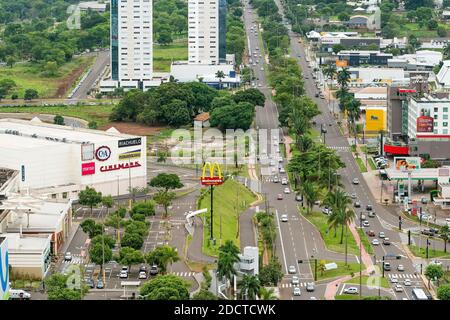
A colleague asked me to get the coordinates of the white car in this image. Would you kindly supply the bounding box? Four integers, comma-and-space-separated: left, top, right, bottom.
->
288, 265, 296, 274
352, 178, 360, 185
291, 276, 299, 285
394, 284, 403, 292
279, 167, 286, 173
281, 214, 288, 222
343, 287, 358, 294
119, 271, 128, 279
260, 67, 264, 71
397, 264, 405, 272
322, 207, 332, 215
372, 239, 380, 245
293, 287, 301, 296
284, 187, 290, 194
138, 271, 147, 279
363, 221, 370, 227
430, 260, 443, 266
404, 279, 411, 286
379, 232, 385, 238
281, 178, 288, 185
278, 156, 283, 163
64, 252, 73, 261
390, 276, 398, 284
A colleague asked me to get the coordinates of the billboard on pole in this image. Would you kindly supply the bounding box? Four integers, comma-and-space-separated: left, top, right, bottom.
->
394, 157, 421, 171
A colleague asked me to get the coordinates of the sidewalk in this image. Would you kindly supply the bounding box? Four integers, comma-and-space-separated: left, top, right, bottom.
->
59, 221, 80, 254
186, 216, 216, 264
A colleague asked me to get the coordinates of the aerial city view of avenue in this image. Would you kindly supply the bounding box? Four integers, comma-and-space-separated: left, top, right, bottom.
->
1, 0, 450, 309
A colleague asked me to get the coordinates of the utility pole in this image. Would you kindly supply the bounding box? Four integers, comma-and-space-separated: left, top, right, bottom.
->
359, 211, 363, 298
426, 238, 430, 259
210, 185, 214, 243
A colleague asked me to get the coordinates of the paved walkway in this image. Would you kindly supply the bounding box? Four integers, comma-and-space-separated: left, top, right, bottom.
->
186, 216, 216, 264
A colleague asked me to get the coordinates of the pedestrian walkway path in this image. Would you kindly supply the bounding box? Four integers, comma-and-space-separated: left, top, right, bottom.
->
170, 271, 197, 278
280, 282, 311, 288
388, 273, 420, 279
61, 254, 84, 265
328, 146, 351, 152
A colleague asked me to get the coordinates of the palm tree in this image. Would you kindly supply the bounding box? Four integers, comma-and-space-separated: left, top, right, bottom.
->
216, 70, 226, 90
259, 287, 277, 300
324, 188, 352, 244
298, 134, 314, 153
162, 245, 180, 273
219, 240, 240, 260
347, 98, 362, 144
301, 180, 319, 214
342, 207, 356, 265
238, 274, 260, 300
440, 225, 449, 253
217, 251, 239, 296
444, 43, 450, 59
323, 62, 337, 92
337, 68, 351, 89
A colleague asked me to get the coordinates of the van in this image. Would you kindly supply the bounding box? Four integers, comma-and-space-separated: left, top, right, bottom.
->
9, 289, 31, 300
412, 288, 429, 300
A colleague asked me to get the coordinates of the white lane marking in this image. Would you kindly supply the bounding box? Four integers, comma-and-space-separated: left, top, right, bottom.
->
355, 255, 360, 264
275, 209, 289, 274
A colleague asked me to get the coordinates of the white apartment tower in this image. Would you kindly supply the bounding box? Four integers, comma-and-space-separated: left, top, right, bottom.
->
111, 0, 153, 88
188, 0, 227, 65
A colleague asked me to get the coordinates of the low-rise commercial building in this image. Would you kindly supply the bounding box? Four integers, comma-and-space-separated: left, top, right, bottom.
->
387, 51, 442, 71
337, 50, 392, 66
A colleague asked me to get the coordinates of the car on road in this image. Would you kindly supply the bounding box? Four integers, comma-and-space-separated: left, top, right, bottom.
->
397, 264, 405, 272
260, 67, 264, 71
366, 204, 373, 211
288, 265, 296, 274
279, 167, 286, 173
350, 193, 357, 199
258, 83, 262, 87
281, 178, 288, 185
277, 194, 283, 200
394, 284, 403, 292
281, 214, 288, 222
383, 262, 391, 271
284, 187, 290, 194
404, 279, 412, 286
273, 176, 279, 183
354, 201, 361, 208
367, 230, 375, 237
315, 93, 319, 97
96, 279, 104, 289
322, 207, 332, 215
343, 287, 358, 294
430, 260, 443, 266
421, 229, 436, 236
306, 283, 315, 292
139, 271, 147, 279
292, 276, 299, 285
270, 159, 276, 166
372, 239, 380, 245
363, 221, 370, 227
352, 178, 360, 185
295, 194, 303, 202
150, 265, 159, 276
390, 276, 398, 284
119, 270, 128, 279
383, 238, 391, 245
368, 211, 376, 218
64, 252, 72, 261
293, 287, 301, 296
379, 232, 385, 238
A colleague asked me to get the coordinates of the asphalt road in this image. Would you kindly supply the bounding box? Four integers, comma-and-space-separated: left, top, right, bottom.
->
243, 0, 432, 300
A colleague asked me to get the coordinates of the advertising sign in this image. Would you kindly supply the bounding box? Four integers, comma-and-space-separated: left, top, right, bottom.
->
0, 237, 9, 300
394, 157, 421, 171
95, 146, 111, 161
201, 162, 224, 186
81, 162, 95, 176
100, 161, 141, 172
81, 143, 95, 161
119, 149, 141, 160
365, 109, 386, 132
335, 60, 348, 67
118, 138, 142, 148
416, 116, 434, 133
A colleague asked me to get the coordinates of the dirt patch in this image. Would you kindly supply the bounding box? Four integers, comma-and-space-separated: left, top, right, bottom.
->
53, 65, 88, 98
100, 121, 166, 136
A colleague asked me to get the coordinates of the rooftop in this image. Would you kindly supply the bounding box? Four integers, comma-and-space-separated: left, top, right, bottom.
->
355, 87, 388, 94
194, 112, 210, 122
2, 233, 51, 253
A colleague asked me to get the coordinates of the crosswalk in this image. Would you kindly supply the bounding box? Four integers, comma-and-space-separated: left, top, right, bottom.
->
61, 254, 84, 265
170, 271, 196, 277
280, 282, 310, 288
328, 146, 351, 152
388, 273, 420, 279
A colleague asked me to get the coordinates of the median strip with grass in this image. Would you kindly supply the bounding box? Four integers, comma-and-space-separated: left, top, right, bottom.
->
301, 211, 360, 255
408, 245, 450, 259
344, 275, 390, 289
311, 260, 360, 281
368, 158, 377, 171
355, 158, 367, 173
357, 228, 374, 255
199, 178, 257, 257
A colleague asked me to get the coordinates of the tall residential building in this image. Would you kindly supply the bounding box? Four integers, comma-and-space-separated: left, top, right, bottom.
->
110, 0, 153, 88
188, 0, 227, 65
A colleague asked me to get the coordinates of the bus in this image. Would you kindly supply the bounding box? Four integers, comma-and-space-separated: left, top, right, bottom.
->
412, 288, 428, 300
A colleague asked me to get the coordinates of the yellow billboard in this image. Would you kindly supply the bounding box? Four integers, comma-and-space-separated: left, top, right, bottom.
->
336, 60, 348, 67
365, 109, 386, 132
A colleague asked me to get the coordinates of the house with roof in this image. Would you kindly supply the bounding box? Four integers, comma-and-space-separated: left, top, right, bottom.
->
194, 112, 210, 128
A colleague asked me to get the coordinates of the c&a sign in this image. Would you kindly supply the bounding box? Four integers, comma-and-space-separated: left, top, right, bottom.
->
0, 237, 9, 300
201, 162, 224, 186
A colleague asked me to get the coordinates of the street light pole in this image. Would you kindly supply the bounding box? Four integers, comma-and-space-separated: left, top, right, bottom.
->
359, 211, 362, 298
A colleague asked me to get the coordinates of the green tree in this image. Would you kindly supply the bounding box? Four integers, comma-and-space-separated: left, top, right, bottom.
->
233, 88, 266, 107
140, 275, 190, 300
153, 190, 176, 218
425, 264, 444, 287
437, 283, 450, 300
130, 201, 156, 217
145, 245, 180, 274
121, 232, 144, 250
238, 274, 260, 300
215, 70, 226, 90
116, 247, 144, 272
45, 274, 87, 300
149, 173, 184, 192
192, 289, 218, 300
259, 287, 277, 300
24, 88, 38, 100
88, 121, 98, 129
337, 68, 351, 89
258, 259, 283, 286
301, 180, 319, 214
437, 26, 447, 37
44, 61, 58, 76
440, 225, 449, 253
89, 242, 112, 273
53, 115, 65, 125
80, 219, 103, 238
78, 187, 102, 216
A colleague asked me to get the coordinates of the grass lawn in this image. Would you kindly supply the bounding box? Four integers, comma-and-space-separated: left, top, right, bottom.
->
345, 275, 390, 289
335, 295, 391, 300
355, 158, 367, 173
153, 41, 188, 72
10, 279, 41, 289
408, 245, 450, 259
0, 104, 115, 127
312, 260, 360, 281
0, 56, 94, 98
357, 228, 374, 255
368, 158, 377, 171
200, 179, 257, 257
302, 211, 359, 255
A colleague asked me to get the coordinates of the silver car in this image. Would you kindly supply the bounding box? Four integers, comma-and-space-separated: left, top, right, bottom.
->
288, 265, 296, 274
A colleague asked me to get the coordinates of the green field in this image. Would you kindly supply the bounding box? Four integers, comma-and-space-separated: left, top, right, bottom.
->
312, 260, 360, 281
0, 104, 115, 127
153, 41, 188, 72
344, 275, 390, 289
200, 178, 257, 257
0, 56, 94, 98
408, 244, 450, 259
355, 158, 367, 173
357, 228, 374, 255
302, 211, 359, 255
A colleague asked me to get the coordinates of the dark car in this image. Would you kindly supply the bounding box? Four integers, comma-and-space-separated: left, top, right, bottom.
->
367, 230, 375, 237
366, 204, 373, 211
139, 265, 147, 273
421, 229, 436, 236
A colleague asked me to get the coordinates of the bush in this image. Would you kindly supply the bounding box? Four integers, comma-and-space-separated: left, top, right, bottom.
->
130, 201, 155, 217
115, 207, 127, 218
130, 213, 146, 221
